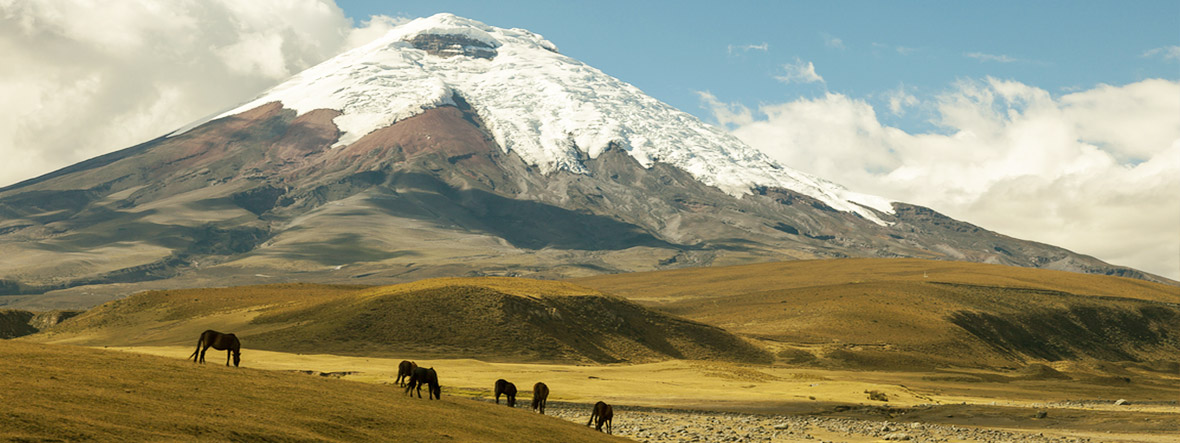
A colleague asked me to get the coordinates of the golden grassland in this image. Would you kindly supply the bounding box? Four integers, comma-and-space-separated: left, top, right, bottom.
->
569, 258, 1180, 304
74, 344, 1180, 442
13, 258, 1180, 441
98, 344, 1180, 412
31, 277, 768, 364
0, 340, 624, 442
571, 258, 1180, 369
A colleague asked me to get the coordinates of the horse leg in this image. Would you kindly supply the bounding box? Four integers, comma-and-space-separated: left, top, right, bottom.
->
225, 349, 232, 366
198, 344, 209, 364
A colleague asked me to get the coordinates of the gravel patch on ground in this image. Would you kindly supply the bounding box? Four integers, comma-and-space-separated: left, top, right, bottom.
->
541, 402, 1097, 443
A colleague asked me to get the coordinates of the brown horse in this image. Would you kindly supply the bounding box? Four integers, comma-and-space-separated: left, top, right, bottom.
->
532, 382, 549, 414
396, 360, 417, 386
405, 367, 440, 400
587, 401, 613, 434
188, 329, 240, 367
494, 379, 517, 407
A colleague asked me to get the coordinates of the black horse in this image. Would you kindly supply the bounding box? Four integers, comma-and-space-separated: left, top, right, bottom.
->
188, 329, 241, 367
587, 401, 613, 434
405, 367, 440, 400
532, 382, 549, 414
396, 360, 417, 386
494, 379, 517, 407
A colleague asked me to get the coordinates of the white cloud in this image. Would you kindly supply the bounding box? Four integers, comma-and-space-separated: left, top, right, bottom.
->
727, 42, 769, 55
965, 52, 1019, 63
0, 0, 404, 188
1143, 45, 1180, 61
695, 91, 754, 130
775, 58, 825, 85
884, 85, 919, 115
702, 78, 1180, 280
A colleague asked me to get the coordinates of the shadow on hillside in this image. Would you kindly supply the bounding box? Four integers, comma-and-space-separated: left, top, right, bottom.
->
949, 305, 1179, 361
365, 172, 681, 251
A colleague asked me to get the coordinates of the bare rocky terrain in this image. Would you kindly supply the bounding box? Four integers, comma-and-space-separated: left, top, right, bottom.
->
545, 402, 1171, 443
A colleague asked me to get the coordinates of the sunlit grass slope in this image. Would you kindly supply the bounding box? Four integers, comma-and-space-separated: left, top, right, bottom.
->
0, 340, 621, 442
570, 258, 1180, 370
32, 277, 769, 364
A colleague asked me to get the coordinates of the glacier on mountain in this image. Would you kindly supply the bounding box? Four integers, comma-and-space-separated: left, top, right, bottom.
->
195, 13, 894, 223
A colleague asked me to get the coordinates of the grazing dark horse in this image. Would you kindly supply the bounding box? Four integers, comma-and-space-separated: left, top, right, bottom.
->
587, 401, 613, 434
494, 379, 517, 407
532, 382, 549, 414
188, 329, 241, 367
404, 367, 440, 400
396, 360, 417, 386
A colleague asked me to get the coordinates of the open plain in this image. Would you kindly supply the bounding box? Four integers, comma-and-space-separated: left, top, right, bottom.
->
9, 258, 1180, 442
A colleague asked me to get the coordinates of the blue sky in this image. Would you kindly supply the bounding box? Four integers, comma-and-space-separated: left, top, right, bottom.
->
336, 1, 1179, 133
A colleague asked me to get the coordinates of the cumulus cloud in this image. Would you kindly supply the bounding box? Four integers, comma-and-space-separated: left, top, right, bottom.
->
702, 78, 1180, 280
775, 58, 825, 85
0, 0, 404, 188
1143, 45, 1180, 61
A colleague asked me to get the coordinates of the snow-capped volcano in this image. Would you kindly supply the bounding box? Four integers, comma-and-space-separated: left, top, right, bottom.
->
1, 13, 1164, 309
199, 13, 892, 222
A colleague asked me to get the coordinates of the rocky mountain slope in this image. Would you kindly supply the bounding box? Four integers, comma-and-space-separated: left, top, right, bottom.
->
0, 14, 1164, 309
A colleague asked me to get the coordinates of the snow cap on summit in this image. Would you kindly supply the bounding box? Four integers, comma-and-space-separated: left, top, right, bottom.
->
201, 13, 893, 222
396, 13, 503, 49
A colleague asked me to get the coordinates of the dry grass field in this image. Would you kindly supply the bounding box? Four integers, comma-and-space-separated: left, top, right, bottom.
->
81, 345, 1180, 442
14, 258, 1180, 441
32, 277, 767, 364
571, 258, 1180, 370
0, 340, 623, 442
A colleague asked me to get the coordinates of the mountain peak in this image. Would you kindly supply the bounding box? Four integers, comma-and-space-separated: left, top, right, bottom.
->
186, 14, 892, 222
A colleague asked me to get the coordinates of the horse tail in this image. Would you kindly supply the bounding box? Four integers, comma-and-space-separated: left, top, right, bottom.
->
189, 335, 205, 361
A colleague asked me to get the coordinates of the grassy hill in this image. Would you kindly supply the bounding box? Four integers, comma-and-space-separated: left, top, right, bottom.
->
0, 340, 621, 442
31, 278, 769, 364
29, 259, 1180, 371
570, 258, 1180, 370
